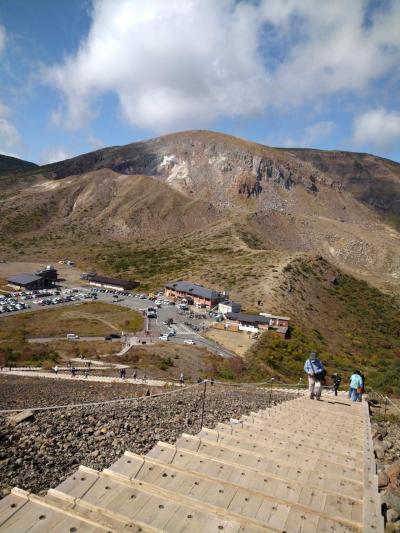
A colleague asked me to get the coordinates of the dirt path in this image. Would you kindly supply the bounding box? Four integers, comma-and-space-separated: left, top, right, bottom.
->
0, 369, 172, 390
62, 310, 120, 331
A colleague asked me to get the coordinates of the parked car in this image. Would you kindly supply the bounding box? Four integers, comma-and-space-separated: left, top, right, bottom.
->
159, 334, 169, 341
183, 339, 195, 345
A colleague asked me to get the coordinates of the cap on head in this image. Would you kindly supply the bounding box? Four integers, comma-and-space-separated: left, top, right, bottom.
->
310, 351, 318, 359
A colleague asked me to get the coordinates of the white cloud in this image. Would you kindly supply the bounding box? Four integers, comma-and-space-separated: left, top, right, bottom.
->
353, 108, 400, 150
0, 101, 21, 155
0, 25, 6, 53
283, 121, 336, 148
41, 147, 73, 164
45, 0, 400, 133
87, 133, 105, 149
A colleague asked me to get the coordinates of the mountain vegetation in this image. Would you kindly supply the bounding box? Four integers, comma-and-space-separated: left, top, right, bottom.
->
244, 257, 400, 394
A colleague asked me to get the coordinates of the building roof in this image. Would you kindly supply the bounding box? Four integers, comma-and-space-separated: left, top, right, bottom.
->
165, 280, 223, 300
260, 312, 291, 321
89, 275, 138, 288
226, 312, 270, 324
7, 273, 43, 286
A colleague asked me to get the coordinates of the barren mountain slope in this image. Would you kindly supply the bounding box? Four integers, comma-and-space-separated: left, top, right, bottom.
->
283, 147, 400, 228
0, 169, 220, 240
1, 130, 400, 294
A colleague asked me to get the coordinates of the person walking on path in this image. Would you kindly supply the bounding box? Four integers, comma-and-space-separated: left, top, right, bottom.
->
332, 373, 341, 396
349, 370, 363, 402
54, 365, 59, 375
356, 370, 365, 402
179, 372, 184, 386
304, 351, 326, 400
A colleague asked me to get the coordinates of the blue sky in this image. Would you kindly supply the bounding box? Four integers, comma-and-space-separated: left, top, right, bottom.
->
0, 0, 400, 164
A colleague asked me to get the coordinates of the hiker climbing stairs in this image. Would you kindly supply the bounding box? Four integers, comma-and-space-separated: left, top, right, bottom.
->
0, 391, 383, 532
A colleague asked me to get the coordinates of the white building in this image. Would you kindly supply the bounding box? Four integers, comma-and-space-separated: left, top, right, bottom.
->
218, 300, 242, 314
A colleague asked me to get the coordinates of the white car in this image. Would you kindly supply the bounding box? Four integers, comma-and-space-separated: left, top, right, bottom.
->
159, 334, 169, 341
184, 339, 195, 345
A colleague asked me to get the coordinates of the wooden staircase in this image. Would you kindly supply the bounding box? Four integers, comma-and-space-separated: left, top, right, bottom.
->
0, 392, 383, 532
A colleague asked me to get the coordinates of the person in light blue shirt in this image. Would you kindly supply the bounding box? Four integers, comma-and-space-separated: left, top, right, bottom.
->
349, 371, 363, 401
304, 351, 325, 400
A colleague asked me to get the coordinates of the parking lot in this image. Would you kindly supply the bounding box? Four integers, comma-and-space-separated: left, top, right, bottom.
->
0, 285, 235, 358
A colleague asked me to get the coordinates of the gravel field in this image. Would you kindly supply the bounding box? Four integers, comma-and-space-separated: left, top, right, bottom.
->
0, 376, 292, 496
0, 375, 151, 410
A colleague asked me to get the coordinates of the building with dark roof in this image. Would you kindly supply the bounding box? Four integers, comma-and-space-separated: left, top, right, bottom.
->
165, 280, 224, 309
7, 274, 45, 290
36, 265, 58, 283
225, 312, 270, 329
88, 274, 139, 291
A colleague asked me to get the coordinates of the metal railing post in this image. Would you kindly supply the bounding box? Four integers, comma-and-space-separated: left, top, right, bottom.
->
200, 380, 207, 430
384, 396, 388, 422
268, 378, 274, 408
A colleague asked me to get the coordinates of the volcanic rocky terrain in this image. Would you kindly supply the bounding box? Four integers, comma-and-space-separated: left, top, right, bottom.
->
1, 131, 400, 297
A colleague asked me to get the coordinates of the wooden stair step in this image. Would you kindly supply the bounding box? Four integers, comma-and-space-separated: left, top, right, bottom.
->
238, 416, 365, 447
250, 404, 364, 426
0, 391, 383, 533
101, 467, 361, 533
52, 466, 265, 533
108, 450, 363, 525
215, 422, 363, 457
246, 411, 366, 434
0, 488, 110, 532
172, 435, 364, 487
200, 427, 363, 471
266, 399, 364, 419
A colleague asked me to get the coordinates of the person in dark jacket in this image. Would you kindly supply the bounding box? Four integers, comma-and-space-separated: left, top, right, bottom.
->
331, 373, 341, 396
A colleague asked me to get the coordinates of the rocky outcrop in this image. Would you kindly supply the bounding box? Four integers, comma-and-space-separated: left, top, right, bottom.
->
372, 419, 400, 530
37, 131, 338, 200
284, 147, 400, 228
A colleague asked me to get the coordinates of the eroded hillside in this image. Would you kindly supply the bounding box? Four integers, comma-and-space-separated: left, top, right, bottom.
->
0, 129, 399, 296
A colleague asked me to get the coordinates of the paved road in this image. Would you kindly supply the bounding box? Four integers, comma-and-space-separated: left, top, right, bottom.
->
28, 336, 109, 343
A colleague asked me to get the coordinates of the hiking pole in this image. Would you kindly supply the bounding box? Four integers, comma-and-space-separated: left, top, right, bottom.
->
200, 380, 207, 431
